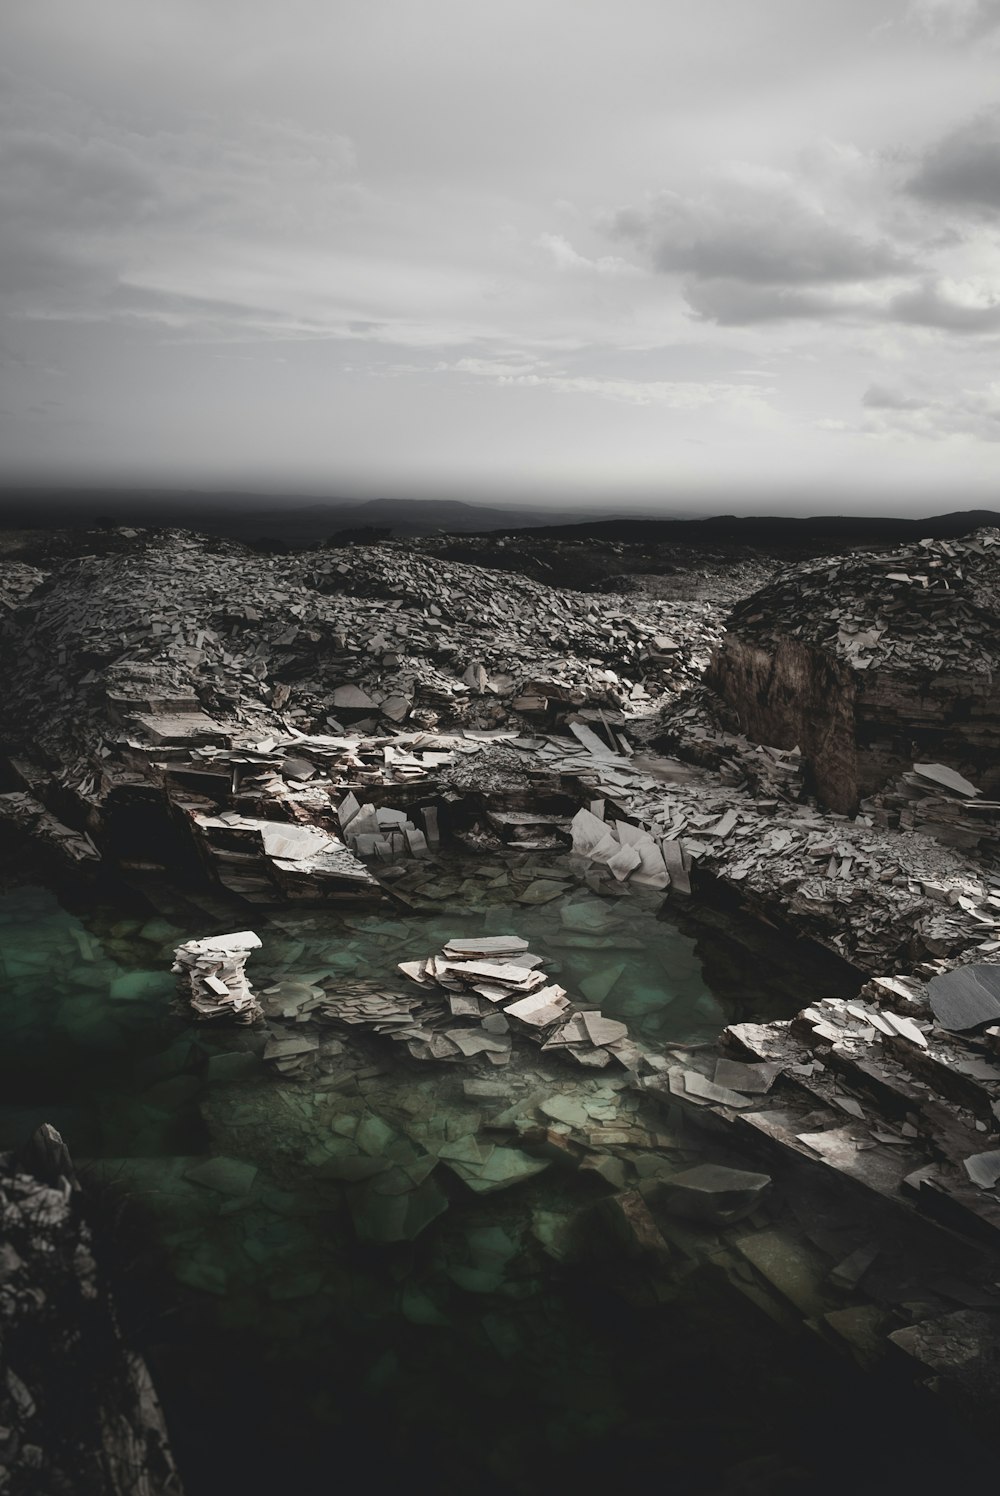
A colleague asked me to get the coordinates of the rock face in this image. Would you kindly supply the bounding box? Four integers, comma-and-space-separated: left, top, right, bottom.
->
0, 1128, 181, 1495
708, 529, 1000, 814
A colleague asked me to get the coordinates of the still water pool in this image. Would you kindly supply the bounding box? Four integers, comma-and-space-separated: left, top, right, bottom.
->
0, 865, 988, 1495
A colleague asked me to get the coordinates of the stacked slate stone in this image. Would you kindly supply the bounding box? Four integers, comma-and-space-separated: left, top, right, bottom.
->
172, 930, 263, 1023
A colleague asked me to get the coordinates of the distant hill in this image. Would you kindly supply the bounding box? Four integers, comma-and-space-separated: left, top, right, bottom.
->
0, 490, 602, 540
1, 487, 998, 550
516, 509, 1000, 549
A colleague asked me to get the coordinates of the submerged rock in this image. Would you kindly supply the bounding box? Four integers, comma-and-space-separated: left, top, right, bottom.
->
659, 1163, 771, 1225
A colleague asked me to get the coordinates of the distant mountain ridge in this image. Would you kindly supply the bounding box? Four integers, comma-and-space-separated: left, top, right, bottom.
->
0, 490, 602, 538
517, 509, 1000, 548
1, 488, 998, 548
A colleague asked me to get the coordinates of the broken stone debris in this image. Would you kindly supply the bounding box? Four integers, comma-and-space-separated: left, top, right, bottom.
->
241, 917, 650, 1084
172, 930, 263, 1023
570, 805, 673, 890
395, 936, 643, 1070
192, 808, 380, 904
334, 789, 435, 860
0, 526, 721, 847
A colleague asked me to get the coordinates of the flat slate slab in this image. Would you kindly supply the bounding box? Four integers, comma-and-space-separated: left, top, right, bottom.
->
928, 964, 1000, 1031
185, 1156, 258, 1197
661, 1163, 771, 1224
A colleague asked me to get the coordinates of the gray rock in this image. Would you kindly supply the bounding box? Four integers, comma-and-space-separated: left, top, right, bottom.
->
928, 964, 1000, 1031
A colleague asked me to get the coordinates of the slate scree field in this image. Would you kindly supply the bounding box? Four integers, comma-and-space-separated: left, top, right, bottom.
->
6, 513, 1000, 1493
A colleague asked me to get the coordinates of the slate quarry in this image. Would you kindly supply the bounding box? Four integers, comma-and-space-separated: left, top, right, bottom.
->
7, 523, 1000, 1479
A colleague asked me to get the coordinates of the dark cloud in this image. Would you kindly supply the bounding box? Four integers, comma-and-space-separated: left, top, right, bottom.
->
610, 181, 908, 287
887, 279, 1000, 332
682, 278, 846, 326
908, 107, 1000, 213
609, 177, 911, 325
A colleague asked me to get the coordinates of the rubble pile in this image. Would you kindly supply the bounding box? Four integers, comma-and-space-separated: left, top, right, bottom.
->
188, 809, 379, 903
627, 967, 1000, 1412
398, 935, 642, 1069
172, 930, 263, 1023
250, 931, 645, 1077
0, 528, 724, 896
0, 788, 100, 864
0, 560, 45, 613
467, 729, 1000, 974
866, 760, 1000, 858
707, 529, 1000, 813
0, 1127, 181, 1495
334, 789, 438, 858
0, 529, 722, 775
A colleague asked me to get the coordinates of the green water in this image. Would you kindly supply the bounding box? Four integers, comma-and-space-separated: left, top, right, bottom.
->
0, 868, 989, 1495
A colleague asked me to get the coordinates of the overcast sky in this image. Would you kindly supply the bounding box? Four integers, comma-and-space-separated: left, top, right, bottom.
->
2, 0, 1000, 512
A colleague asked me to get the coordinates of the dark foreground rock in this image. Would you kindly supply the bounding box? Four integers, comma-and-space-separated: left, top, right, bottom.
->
0, 1126, 181, 1495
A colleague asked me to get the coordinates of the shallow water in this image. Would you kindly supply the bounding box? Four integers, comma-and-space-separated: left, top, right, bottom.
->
0, 867, 989, 1495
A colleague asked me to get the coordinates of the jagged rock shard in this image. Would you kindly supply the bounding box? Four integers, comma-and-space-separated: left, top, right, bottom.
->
962, 1150, 1000, 1190
671, 1068, 754, 1109
332, 684, 378, 711
15, 1123, 79, 1190
445, 961, 545, 991
571, 806, 612, 857
881, 1011, 928, 1048
581, 1010, 629, 1047
713, 1058, 783, 1094
504, 985, 571, 1027
607, 844, 643, 881
913, 763, 981, 798
927, 964, 1000, 1031
263, 1034, 320, 1061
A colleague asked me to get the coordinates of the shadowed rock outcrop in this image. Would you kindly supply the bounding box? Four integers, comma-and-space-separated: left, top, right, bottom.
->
708, 529, 1000, 813
0, 1126, 181, 1495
